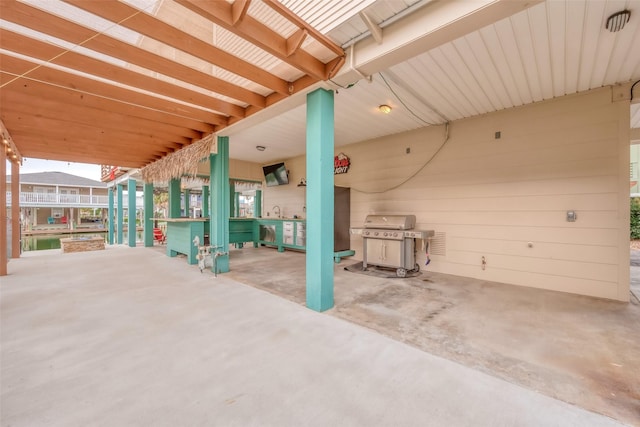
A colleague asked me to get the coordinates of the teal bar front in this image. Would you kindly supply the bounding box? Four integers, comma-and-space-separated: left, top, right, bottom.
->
168, 178, 181, 218
117, 184, 124, 244
305, 88, 335, 312
128, 179, 136, 247
143, 182, 153, 247
209, 138, 230, 274
202, 185, 209, 218
108, 187, 114, 245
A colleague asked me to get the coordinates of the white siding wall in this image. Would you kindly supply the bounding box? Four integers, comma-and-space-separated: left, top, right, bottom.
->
262, 156, 307, 219
263, 87, 631, 301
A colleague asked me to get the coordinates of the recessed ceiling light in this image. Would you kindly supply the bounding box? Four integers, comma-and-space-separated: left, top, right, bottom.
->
378, 104, 392, 114
256, 145, 266, 151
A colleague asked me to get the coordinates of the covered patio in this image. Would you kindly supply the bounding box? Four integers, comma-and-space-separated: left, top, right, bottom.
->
1, 246, 637, 426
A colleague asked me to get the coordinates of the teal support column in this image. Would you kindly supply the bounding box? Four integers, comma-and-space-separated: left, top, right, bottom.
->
202, 185, 209, 218
184, 189, 190, 218
128, 179, 136, 247
234, 191, 240, 217
209, 137, 230, 274
117, 184, 124, 244
255, 190, 262, 218
168, 178, 181, 218
108, 187, 114, 245
143, 183, 154, 247
305, 88, 335, 312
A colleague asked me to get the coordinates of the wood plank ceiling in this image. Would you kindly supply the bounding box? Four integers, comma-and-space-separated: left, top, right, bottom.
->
0, 0, 345, 168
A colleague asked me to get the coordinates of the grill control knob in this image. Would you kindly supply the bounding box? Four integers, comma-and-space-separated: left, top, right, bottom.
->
393, 232, 398, 237
383, 232, 388, 237
374, 232, 379, 236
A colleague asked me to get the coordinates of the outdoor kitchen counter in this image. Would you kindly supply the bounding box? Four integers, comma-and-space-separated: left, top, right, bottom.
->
163, 218, 209, 265
254, 218, 306, 252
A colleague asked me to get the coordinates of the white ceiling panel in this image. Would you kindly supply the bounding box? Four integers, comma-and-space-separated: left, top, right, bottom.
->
225, 0, 640, 164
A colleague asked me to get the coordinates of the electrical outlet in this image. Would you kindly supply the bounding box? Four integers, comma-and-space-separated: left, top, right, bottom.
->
406, 147, 411, 154
495, 131, 501, 139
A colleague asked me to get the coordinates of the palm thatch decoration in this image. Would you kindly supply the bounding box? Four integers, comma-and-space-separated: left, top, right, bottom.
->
141, 134, 215, 184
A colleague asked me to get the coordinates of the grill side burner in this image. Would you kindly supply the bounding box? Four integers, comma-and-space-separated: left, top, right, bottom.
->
350, 215, 434, 277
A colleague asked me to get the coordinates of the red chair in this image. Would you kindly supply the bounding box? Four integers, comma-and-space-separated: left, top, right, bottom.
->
153, 228, 166, 244
60, 216, 68, 224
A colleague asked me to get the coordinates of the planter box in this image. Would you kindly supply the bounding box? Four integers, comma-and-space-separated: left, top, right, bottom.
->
60, 237, 105, 253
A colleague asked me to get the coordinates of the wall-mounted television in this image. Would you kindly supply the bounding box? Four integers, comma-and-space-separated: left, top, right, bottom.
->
263, 162, 289, 187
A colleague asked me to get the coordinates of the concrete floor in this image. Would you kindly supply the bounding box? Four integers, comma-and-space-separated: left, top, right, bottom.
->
1, 245, 638, 426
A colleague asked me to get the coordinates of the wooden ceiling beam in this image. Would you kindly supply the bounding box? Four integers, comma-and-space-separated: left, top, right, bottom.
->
232, 0, 250, 24
0, 55, 226, 125
2, 111, 190, 149
175, 0, 335, 80
1, 91, 201, 141
62, 0, 290, 96
0, 29, 244, 119
0, 77, 215, 134
18, 144, 152, 168
16, 137, 166, 161
230, 73, 318, 125
0, 0, 262, 110
263, 0, 345, 58
13, 132, 168, 158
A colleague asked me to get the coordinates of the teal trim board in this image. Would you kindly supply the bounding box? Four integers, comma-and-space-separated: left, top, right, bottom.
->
209, 137, 230, 274
233, 190, 240, 218
305, 88, 335, 312
255, 189, 262, 218
128, 179, 136, 247
202, 185, 209, 218
168, 178, 181, 218
143, 183, 153, 247
108, 187, 114, 245
184, 189, 190, 217
117, 184, 124, 244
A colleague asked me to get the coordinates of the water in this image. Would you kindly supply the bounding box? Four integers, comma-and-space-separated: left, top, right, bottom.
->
21, 233, 108, 252
21, 231, 144, 252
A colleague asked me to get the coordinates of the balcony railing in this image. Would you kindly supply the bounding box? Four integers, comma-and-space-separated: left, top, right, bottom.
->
6, 192, 144, 208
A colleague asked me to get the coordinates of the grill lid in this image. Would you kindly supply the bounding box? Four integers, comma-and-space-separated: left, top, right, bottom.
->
363, 214, 416, 230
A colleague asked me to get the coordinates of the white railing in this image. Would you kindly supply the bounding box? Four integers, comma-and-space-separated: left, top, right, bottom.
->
7, 191, 143, 208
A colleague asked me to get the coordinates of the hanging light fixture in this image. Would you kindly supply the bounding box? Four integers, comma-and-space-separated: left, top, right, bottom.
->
606, 10, 631, 32
378, 104, 392, 114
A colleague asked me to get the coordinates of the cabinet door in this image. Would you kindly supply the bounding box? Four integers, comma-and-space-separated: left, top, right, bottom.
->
365, 239, 402, 268
283, 222, 294, 244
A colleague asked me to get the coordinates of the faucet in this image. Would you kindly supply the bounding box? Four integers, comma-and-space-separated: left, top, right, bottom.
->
272, 205, 281, 218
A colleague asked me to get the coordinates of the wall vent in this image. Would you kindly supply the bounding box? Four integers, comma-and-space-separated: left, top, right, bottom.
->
429, 232, 446, 256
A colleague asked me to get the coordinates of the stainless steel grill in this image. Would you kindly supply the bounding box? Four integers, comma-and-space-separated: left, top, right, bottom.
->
350, 215, 434, 277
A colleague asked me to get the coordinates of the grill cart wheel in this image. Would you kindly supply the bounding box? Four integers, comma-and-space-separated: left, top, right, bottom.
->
396, 268, 407, 278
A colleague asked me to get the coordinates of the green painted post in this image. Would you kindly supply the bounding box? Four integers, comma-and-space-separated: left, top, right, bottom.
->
305, 88, 335, 312
234, 191, 240, 217
209, 138, 230, 274
168, 178, 181, 218
184, 189, 191, 218
108, 187, 114, 245
255, 190, 262, 218
117, 184, 124, 244
202, 185, 209, 218
143, 182, 154, 247
253, 189, 261, 248
128, 179, 136, 247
